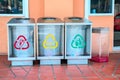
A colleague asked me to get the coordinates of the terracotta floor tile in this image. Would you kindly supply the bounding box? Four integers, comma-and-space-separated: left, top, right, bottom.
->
10, 67, 23, 70
30, 67, 39, 71
83, 73, 97, 77
40, 73, 53, 77
40, 76, 55, 80
78, 66, 97, 77
103, 77, 118, 80
29, 65, 39, 70
0, 78, 21, 80
65, 65, 83, 77
114, 64, 120, 76
55, 76, 70, 80
53, 66, 66, 73
68, 72, 83, 77
11, 69, 27, 77
54, 70, 66, 74
22, 66, 32, 72
65, 65, 81, 72
100, 66, 115, 77
0, 70, 15, 78
39, 66, 52, 70
0, 54, 119, 80
25, 76, 39, 80
115, 69, 120, 75
11, 77, 26, 80
101, 68, 114, 73
0, 61, 6, 65
54, 72, 68, 77
55, 75, 68, 78
118, 77, 120, 79
0, 65, 9, 70
28, 70, 39, 76
71, 77, 85, 80
65, 65, 77, 69
0, 78, 11, 80
26, 73, 38, 77
39, 66, 53, 73
89, 63, 104, 71
85, 77, 101, 80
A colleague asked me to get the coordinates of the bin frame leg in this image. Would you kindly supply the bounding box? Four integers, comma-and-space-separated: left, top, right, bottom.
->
40, 59, 61, 65
67, 59, 88, 65
11, 60, 33, 66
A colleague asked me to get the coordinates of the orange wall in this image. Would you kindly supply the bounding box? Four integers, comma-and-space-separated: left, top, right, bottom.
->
29, 0, 44, 20
44, 0, 73, 19
0, 0, 114, 55
0, 17, 13, 54
73, 0, 84, 17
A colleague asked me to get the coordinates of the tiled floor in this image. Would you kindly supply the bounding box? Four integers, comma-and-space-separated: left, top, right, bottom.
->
0, 54, 120, 80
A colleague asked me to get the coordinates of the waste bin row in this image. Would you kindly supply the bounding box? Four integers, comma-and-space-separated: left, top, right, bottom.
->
7, 17, 109, 66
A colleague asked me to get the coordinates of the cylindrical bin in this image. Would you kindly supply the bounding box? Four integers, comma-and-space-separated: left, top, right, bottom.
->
64, 17, 92, 64
7, 18, 35, 66
91, 27, 109, 62
37, 17, 64, 65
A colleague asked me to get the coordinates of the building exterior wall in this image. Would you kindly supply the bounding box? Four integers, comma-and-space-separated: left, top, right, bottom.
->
0, 0, 114, 55
44, 0, 73, 19
73, 0, 85, 17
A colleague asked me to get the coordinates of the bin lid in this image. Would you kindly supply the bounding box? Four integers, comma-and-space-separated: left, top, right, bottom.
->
64, 17, 92, 25
7, 18, 35, 26
92, 27, 109, 33
37, 17, 64, 25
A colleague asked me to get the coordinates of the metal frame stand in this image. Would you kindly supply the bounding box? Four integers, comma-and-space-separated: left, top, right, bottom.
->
11, 60, 33, 66
40, 59, 61, 65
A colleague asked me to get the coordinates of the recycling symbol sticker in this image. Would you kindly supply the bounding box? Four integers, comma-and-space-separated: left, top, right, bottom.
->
14, 35, 30, 50
43, 34, 58, 49
71, 34, 85, 48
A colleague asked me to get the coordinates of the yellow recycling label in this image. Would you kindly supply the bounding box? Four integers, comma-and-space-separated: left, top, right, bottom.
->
42, 34, 58, 49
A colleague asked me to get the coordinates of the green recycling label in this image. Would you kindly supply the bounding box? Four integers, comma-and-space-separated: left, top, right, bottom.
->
71, 34, 85, 48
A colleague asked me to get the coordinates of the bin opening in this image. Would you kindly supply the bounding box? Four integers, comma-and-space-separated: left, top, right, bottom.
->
92, 27, 109, 33
92, 28, 101, 33
15, 18, 31, 20
42, 17, 56, 21
68, 17, 83, 21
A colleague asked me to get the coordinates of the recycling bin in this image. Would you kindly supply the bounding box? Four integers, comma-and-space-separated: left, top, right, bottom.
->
7, 18, 35, 66
64, 17, 92, 64
37, 17, 64, 65
91, 27, 109, 62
